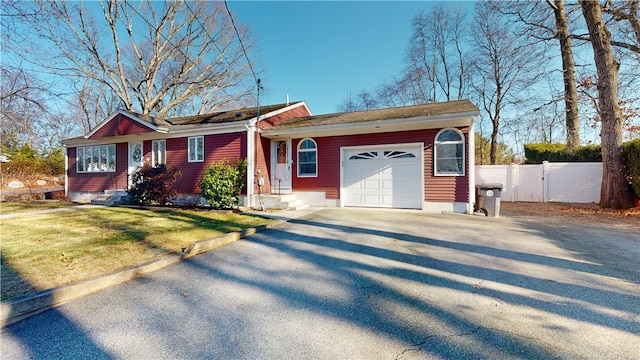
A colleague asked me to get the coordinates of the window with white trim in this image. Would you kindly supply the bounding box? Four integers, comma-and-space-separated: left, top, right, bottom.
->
76, 145, 116, 173
297, 138, 317, 177
188, 136, 204, 162
434, 129, 464, 176
152, 140, 166, 166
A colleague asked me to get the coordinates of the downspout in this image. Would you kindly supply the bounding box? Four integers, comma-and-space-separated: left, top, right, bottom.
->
468, 115, 478, 214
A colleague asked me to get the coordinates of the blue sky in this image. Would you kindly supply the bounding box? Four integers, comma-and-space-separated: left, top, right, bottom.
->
227, 1, 475, 115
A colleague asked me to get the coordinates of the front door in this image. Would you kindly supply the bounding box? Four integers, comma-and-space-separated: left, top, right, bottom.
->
128, 142, 143, 187
272, 140, 291, 193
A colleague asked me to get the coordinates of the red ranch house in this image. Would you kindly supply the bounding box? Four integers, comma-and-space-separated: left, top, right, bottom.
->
63, 99, 480, 213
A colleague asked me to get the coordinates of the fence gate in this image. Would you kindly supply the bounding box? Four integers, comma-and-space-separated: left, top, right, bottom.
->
475, 162, 602, 203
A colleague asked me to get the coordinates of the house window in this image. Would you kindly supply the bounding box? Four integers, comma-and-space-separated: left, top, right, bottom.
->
188, 136, 204, 162
76, 145, 116, 173
297, 138, 317, 177
434, 129, 464, 176
152, 140, 166, 166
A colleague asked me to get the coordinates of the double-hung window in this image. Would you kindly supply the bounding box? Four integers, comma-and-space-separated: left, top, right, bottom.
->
297, 138, 317, 177
76, 145, 116, 173
188, 136, 204, 162
152, 140, 166, 166
434, 129, 465, 176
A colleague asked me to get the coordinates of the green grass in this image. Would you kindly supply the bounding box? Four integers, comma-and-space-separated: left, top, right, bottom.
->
1, 206, 274, 300
1, 201, 76, 214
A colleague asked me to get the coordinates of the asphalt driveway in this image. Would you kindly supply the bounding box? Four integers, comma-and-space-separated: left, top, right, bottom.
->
2, 208, 639, 359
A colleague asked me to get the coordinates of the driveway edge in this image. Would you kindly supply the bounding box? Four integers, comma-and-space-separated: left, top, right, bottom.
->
0, 221, 283, 329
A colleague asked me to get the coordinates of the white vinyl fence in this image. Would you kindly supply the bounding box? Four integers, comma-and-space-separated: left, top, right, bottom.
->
475, 162, 602, 203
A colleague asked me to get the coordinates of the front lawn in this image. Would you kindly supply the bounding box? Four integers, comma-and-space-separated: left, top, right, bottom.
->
1, 200, 76, 214
1, 206, 274, 300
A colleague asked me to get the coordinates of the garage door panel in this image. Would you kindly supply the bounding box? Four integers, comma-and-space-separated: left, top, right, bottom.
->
343, 145, 422, 209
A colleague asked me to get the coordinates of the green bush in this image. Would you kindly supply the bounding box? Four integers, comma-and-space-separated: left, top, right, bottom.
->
199, 159, 247, 209
41, 148, 65, 175
0, 144, 65, 177
524, 143, 602, 164
128, 164, 182, 205
621, 138, 640, 199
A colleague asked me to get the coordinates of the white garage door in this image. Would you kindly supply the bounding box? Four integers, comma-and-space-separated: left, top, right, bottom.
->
343, 144, 422, 209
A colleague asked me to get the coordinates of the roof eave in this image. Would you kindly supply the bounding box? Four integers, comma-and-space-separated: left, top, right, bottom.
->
261, 111, 479, 139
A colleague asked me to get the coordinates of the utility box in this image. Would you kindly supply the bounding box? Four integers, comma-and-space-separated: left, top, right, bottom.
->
476, 183, 503, 217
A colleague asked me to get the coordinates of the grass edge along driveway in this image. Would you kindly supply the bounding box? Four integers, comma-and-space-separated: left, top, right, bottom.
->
1, 205, 274, 301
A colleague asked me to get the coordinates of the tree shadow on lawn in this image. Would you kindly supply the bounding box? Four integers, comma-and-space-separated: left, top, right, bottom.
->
2, 209, 637, 359
1, 206, 266, 300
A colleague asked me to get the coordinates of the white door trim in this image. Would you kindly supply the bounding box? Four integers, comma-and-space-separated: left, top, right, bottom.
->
271, 139, 292, 193
128, 141, 144, 187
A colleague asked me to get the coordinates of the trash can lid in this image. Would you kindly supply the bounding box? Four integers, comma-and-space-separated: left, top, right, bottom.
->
478, 183, 503, 189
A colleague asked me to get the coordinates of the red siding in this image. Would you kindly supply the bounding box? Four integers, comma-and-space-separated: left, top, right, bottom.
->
254, 135, 272, 194
90, 114, 155, 139
168, 132, 247, 193
67, 143, 128, 192
68, 133, 247, 195
258, 105, 311, 129
291, 127, 470, 202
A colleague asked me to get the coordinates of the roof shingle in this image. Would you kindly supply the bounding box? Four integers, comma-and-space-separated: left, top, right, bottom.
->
123, 102, 302, 127
267, 99, 478, 130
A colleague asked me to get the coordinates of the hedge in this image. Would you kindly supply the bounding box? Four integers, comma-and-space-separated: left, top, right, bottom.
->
621, 138, 640, 199
524, 143, 602, 164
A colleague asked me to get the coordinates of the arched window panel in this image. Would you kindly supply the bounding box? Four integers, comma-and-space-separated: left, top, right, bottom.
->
434, 128, 465, 176
297, 138, 317, 177
437, 129, 463, 142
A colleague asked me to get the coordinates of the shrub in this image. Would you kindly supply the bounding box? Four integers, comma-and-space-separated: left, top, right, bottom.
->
199, 159, 247, 209
524, 143, 602, 164
621, 138, 640, 199
128, 164, 182, 205
41, 148, 65, 175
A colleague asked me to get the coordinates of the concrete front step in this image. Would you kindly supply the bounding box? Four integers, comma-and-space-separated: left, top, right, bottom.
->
91, 189, 128, 206
256, 194, 308, 211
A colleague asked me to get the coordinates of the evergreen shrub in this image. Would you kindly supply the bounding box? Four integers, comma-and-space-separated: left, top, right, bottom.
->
198, 159, 247, 209
524, 143, 602, 164
621, 138, 640, 199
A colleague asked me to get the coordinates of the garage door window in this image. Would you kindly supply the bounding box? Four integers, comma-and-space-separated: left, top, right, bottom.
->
434, 129, 464, 176
297, 138, 317, 177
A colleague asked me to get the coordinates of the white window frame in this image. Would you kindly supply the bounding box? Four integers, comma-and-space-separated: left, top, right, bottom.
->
434, 128, 465, 176
152, 140, 166, 167
76, 145, 116, 173
297, 138, 318, 177
188, 136, 204, 162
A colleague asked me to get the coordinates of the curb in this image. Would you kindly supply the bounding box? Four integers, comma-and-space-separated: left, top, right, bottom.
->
0, 221, 283, 329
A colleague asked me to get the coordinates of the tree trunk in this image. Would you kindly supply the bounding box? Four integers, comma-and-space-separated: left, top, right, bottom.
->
580, 1, 635, 209
552, 0, 580, 152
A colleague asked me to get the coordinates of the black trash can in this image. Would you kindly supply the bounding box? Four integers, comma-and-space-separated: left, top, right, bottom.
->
476, 183, 503, 217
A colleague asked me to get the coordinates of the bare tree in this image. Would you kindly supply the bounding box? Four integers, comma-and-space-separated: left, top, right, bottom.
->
580, 0, 636, 209
0, 67, 48, 150
549, 0, 582, 151
501, 0, 582, 151
470, 1, 546, 164
5, 0, 258, 123
405, 4, 467, 103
